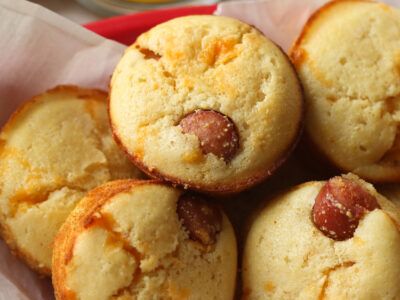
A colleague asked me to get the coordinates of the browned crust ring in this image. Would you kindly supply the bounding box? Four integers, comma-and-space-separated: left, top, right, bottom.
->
301, 129, 400, 183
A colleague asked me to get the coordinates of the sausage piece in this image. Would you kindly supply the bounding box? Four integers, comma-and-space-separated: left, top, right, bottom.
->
177, 193, 222, 246
312, 177, 380, 241
180, 110, 239, 162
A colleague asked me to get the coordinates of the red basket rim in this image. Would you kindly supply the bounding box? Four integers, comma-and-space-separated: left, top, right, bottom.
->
85, 4, 217, 45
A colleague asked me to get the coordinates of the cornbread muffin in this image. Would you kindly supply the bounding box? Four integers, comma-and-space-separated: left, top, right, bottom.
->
0, 86, 141, 275
110, 15, 303, 194
290, 0, 400, 182
243, 174, 400, 299
52, 180, 237, 300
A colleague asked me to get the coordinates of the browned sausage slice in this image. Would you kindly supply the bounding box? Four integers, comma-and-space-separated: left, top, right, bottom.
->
312, 177, 380, 241
180, 110, 239, 162
177, 193, 222, 246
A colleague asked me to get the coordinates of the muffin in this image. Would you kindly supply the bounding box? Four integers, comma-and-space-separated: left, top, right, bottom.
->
0, 86, 141, 275
52, 180, 237, 300
290, 0, 400, 182
243, 174, 400, 299
110, 15, 303, 194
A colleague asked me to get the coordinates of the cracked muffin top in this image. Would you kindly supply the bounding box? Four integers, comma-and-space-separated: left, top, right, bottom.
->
290, 0, 400, 182
0, 86, 142, 275
110, 15, 303, 194
52, 180, 237, 300
242, 174, 400, 300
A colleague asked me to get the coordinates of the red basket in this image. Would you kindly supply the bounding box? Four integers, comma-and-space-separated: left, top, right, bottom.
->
85, 5, 217, 45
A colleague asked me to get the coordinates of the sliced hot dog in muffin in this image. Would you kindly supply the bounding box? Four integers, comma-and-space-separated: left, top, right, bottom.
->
290, 0, 400, 182
243, 174, 400, 299
110, 15, 303, 194
0, 86, 142, 275
52, 180, 237, 300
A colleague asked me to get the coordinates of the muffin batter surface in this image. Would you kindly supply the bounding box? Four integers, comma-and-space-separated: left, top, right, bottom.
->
0, 86, 141, 274
291, 0, 400, 181
53, 180, 237, 300
243, 174, 400, 299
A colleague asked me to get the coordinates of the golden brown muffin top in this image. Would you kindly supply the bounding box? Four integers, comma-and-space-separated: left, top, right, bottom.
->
243, 174, 400, 299
110, 15, 303, 193
291, 0, 400, 182
53, 180, 237, 300
0, 86, 141, 274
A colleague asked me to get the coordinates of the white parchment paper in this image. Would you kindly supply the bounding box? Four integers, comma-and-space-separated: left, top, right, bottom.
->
0, 1, 125, 299
217, 0, 400, 51
0, 0, 125, 128
0, 0, 398, 299
217, 0, 328, 51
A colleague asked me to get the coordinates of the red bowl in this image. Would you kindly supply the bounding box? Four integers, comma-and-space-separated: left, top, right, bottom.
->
84, 5, 217, 45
